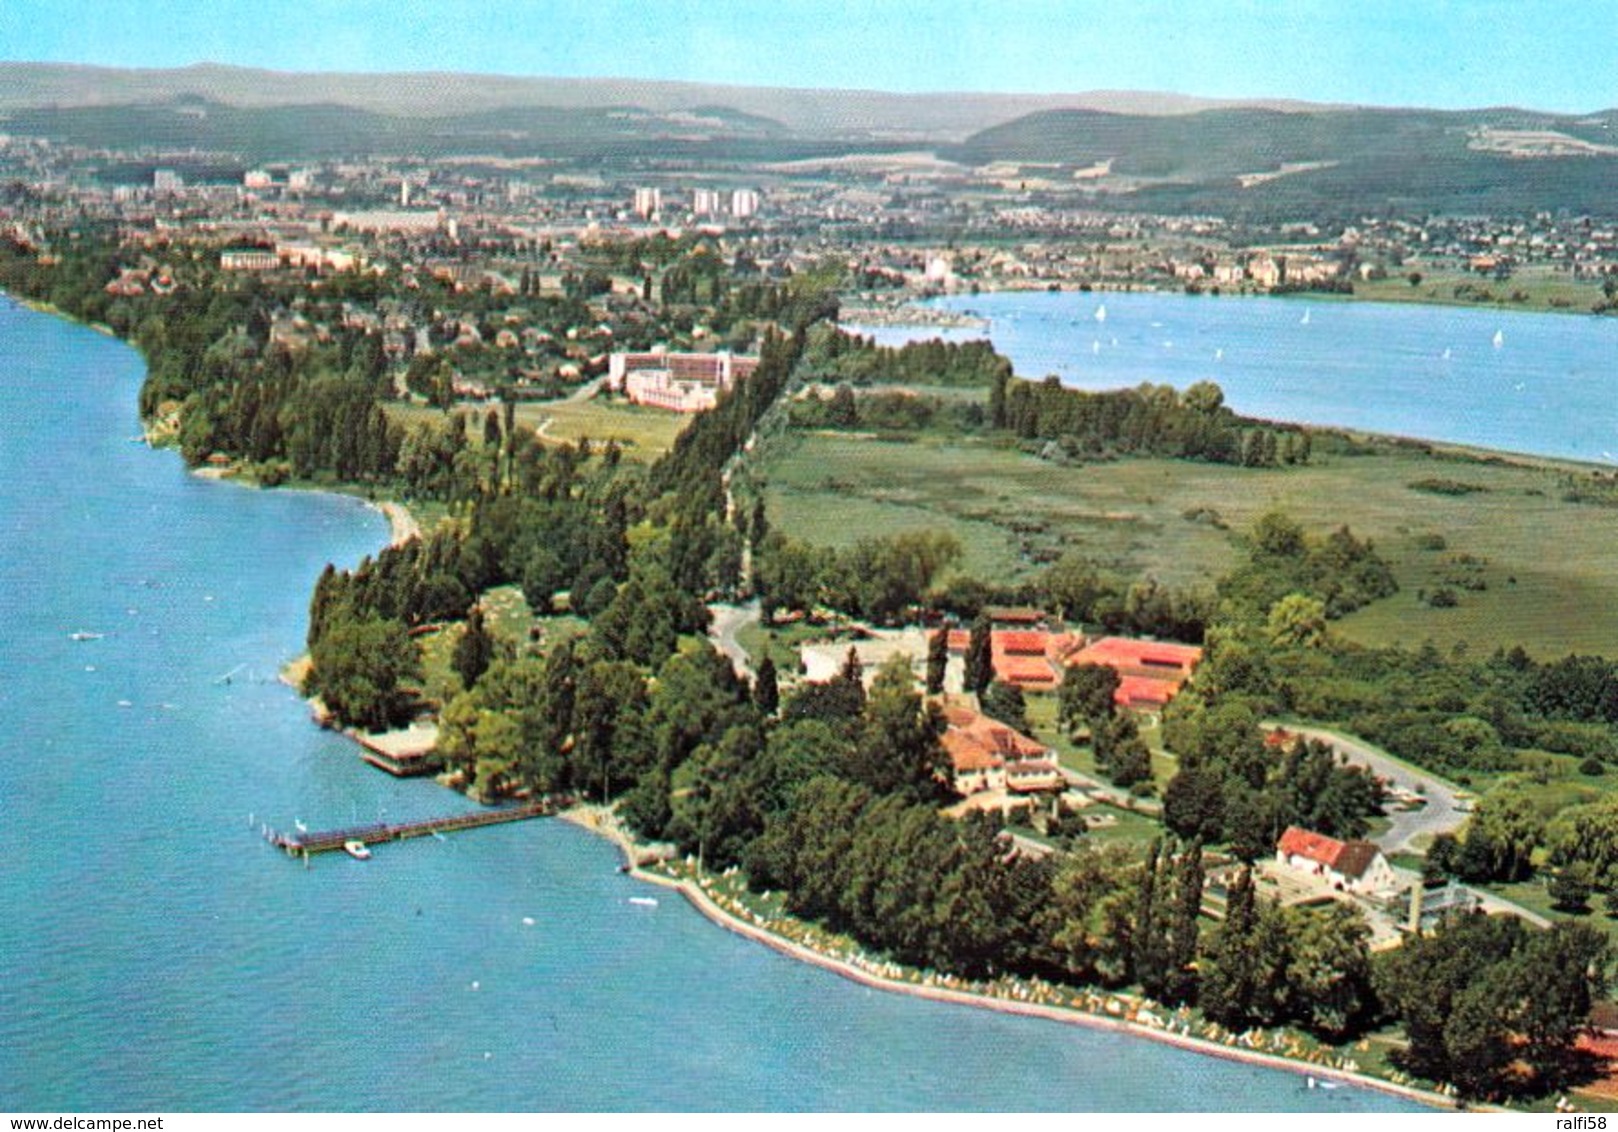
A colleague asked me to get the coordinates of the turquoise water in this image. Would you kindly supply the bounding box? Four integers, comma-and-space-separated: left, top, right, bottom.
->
0, 297, 1421, 1112
855, 290, 1618, 462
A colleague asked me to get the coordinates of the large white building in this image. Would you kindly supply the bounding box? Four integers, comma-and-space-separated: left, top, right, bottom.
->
608, 350, 759, 413
730, 189, 760, 219
692, 188, 723, 216
633, 187, 662, 219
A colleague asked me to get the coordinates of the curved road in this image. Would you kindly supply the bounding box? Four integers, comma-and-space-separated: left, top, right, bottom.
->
708, 599, 760, 680
1271, 723, 1465, 855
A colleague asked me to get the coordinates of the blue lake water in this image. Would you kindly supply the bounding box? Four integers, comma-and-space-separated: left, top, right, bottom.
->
852, 290, 1618, 463
0, 296, 1422, 1112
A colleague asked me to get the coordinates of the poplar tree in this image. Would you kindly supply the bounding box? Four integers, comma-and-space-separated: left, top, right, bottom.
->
1162, 839, 1204, 1006
1198, 865, 1259, 1026
754, 655, 780, 716
925, 628, 949, 695
452, 606, 495, 690
963, 612, 994, 696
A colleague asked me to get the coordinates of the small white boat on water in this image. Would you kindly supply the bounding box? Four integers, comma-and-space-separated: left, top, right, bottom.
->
1094, 304, 1107, 322
68, 631, 103, 641
628, 896, 658, 908
343, 840, 371, 860
1493, 329, 1505, 348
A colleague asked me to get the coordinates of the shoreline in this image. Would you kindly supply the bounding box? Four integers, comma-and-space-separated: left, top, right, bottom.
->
556, 806, 1458, 1113
0, 287, 1550, 1113
879, 275, 1618, 322
373, 499, 420, 547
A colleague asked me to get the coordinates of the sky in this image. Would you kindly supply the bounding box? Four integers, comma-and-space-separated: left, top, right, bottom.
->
4, 0, 1618, 113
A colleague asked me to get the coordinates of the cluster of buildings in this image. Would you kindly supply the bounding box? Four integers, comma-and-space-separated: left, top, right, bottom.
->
935, 609, 1203, 709
632, 186, 761, 221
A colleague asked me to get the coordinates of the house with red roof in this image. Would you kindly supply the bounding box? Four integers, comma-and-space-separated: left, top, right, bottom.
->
940, 703, 1061, 796
1275, 825, 1399, 896
1064, 636, 1204, 709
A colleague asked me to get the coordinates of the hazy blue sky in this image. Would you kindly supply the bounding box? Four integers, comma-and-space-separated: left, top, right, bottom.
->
5, 0, 1617, 112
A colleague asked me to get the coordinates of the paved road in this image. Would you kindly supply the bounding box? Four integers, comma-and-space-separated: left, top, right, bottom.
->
708, 599, 760, 680
1272, 723, 1466, 855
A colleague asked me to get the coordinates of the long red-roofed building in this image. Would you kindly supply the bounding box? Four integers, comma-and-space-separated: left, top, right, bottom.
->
1066, 636, 1203, 708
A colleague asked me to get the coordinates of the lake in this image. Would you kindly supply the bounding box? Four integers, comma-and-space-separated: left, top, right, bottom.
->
852, 289, 1618, 463
0, 297, 1419, 1112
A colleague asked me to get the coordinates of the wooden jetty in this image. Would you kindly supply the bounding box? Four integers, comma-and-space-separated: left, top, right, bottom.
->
262, 800, 557, 861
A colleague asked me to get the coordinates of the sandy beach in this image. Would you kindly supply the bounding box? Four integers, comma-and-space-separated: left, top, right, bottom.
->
377, 500, 420, 546
556, 806, 1456, 1112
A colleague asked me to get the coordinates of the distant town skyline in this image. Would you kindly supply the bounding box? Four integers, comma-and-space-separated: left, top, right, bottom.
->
5, 0, 1618, 114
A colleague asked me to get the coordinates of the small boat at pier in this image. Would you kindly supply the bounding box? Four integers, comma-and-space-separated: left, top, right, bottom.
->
343, 840, 371, 860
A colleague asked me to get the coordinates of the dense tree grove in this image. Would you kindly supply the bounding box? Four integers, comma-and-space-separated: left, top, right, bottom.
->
1376, 914, 1608, 1099
799, 328, 1014, 389
999, 376, 1310, 467
1162, 701, 1384, 858
753, 529, 962, 624
1221, 511, 1399, 621
1200, 867, 1378, 1041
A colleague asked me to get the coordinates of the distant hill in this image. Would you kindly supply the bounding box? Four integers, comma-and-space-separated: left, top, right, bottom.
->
0, 97, 912, 164
947, 105, 1618, 219
0, 62, 1333, 140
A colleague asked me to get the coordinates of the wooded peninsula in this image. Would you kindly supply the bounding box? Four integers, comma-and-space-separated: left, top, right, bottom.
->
11, 226, 1618, 1109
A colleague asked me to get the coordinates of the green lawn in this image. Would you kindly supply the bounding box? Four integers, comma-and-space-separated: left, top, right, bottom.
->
736, 618, 831, 676
512, 397, 693, 459
760, 430, 1618, 657
1078, 803, 1166, 846
387, 397, 692, 462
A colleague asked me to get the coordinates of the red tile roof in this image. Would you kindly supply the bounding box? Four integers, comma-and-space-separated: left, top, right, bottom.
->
1277, 826, 1383, 880
937, 628, 1085, 688
1066, 636, 1203, 708
941, 705, 1047, 777
1278, 825, 1344, 866
1069, 636, 1203, 674
998, 630, 1052, 656
1116, 675, 1177, 707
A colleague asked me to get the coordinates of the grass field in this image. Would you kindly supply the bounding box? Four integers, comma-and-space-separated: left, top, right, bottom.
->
1352, 266, 1611, 316
512, 397, 691, 459
760, 429, 1618, 657
387, 397, 692, 462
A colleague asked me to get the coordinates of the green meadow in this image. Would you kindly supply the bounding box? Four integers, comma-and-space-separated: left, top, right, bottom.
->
761, 428, 1618, 658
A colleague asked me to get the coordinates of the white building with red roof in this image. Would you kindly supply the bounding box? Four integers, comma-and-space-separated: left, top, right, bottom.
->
1275, 825, 1399, 896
